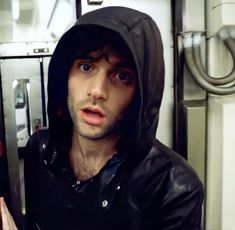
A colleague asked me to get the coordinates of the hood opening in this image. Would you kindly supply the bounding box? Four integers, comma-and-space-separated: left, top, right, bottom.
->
47, 6, 165, 159
47, 24, 141, 154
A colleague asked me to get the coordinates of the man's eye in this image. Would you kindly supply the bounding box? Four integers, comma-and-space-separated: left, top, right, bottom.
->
80, 63, 92, 72
115, 72, 130, 81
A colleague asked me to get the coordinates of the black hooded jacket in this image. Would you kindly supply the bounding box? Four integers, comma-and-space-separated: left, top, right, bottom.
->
24, 6, 203, 230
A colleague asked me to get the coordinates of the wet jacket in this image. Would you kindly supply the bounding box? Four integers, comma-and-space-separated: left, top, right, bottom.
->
25, 6, 203, 230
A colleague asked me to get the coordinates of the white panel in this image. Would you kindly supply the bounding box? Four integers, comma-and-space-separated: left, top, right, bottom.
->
222, 101, 235, 229
0, 41, 56, 57
81, 0, 173, 147
207, 0, 235, 36
209, 0, 235, 8
206, 96, 223, 230
206, 0, 235, 227
206, 95, 235, 230
183, 0, 205, 31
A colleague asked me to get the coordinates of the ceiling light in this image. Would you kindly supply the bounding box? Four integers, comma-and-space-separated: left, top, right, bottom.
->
12, 0, 20, 20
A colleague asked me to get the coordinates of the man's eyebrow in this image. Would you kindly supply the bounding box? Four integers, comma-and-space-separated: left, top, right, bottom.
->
115, 60, 136, 70
74, 52, 136, 70
74, 54, 95, 60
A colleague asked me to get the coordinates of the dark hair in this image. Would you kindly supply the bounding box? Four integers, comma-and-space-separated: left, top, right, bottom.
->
72, 25, 136, 69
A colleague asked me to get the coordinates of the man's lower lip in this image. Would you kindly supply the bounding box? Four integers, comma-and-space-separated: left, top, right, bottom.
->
80, 110, 105, 125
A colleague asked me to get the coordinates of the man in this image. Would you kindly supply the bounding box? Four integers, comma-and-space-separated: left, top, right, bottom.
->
23, 6, 203, 230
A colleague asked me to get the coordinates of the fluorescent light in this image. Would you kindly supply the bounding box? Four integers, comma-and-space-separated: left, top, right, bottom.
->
12, 0, 20, 20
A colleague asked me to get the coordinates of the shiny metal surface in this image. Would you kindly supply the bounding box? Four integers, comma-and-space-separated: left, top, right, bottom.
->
183, 100, 206, 184
0, 57, 50, 223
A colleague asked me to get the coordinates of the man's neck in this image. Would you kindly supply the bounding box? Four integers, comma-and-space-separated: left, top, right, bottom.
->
69, 130, 119, 181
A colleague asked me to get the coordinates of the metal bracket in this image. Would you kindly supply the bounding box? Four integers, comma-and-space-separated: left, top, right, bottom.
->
87, 0, 103, 5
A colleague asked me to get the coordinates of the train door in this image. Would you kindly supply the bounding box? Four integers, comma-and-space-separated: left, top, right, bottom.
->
0, 56, 50, 227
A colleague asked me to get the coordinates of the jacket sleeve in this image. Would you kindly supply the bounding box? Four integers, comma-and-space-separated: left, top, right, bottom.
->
24, 130, 49, 230
24, 136, 36, 229
158, 184, 204, 230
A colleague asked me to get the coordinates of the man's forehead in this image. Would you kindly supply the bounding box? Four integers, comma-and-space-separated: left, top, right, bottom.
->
88, 46, 135, 69
89, 46, 126, 59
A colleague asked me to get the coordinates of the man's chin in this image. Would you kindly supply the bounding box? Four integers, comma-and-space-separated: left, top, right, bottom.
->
76, 127, 119, 141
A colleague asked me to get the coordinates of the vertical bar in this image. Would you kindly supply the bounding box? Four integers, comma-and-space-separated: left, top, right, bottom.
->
76, 0, 82, 18
171, 0, 185, 155
0, 63, 10, 200
39, 58, 47, 127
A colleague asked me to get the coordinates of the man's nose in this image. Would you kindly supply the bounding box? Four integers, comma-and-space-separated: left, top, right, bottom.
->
87, 72, 108, 100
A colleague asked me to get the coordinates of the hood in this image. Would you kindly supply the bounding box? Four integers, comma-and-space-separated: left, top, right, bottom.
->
47, 6, 165, 158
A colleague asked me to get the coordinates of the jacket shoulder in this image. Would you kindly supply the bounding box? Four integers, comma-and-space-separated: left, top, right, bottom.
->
148, 139, 204, 229
151, 139, 203, 189
26, 129, 49, 153
25, 129, 49, 166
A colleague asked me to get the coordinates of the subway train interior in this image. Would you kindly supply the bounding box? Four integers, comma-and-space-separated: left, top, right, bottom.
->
0, 0, 235, 229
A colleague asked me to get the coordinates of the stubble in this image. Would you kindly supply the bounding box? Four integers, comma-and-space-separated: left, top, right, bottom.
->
67, 96, 123, 140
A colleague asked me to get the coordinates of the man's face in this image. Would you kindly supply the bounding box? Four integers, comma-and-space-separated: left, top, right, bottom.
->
67, 47, 137, 140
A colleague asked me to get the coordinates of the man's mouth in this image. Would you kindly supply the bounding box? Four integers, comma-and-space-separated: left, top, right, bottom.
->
80, 107, 105, 125
82, 107, 104, 117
